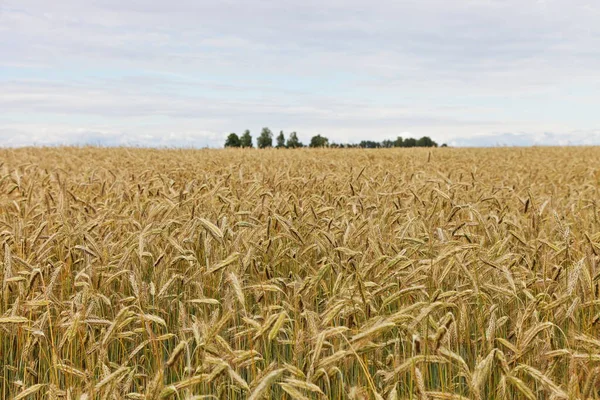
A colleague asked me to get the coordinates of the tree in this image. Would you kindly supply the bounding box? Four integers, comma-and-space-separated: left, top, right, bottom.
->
226, 130, 440, 149
310, 135, 329, 148
403, 138, 417, 147
441, 143, 448, 147
240, 130, 253, 148
359, 140, 381, 149
257, 127, 273, 149
276, 131, 286, 148
416, 136, 437, 147
286, 132, 303, 148
224, 133, 241, 148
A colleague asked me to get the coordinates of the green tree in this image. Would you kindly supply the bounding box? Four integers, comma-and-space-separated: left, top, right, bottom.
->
240, 130, 253, 148
416, 136, 437, 147
359, 140, 381, 148
394, 136, 404, 147
309, 134, 329, 148
403, 138, 417, 147
276, 131, 286, 148
286, 132, 303, 148
224, 132, 241, 148
257, 127, 273, 149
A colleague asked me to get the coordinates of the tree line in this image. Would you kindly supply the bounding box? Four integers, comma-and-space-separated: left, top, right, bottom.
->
224, 128, 446, 149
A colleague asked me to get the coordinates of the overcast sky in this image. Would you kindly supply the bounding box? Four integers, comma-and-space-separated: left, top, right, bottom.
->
1, 0, 599, 147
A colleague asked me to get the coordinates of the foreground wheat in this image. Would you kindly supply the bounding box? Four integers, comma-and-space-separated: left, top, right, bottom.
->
1, 146, 600, 399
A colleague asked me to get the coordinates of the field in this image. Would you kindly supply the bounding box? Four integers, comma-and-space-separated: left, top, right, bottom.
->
1, 146, 600, 399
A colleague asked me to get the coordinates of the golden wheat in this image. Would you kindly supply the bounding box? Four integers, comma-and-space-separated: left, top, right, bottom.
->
1, 146, 600, 399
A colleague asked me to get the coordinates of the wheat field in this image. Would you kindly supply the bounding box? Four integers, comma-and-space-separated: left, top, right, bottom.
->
1, 146, 600, 399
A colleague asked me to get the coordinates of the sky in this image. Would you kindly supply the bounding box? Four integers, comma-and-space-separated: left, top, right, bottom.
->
1, 0, 599, 148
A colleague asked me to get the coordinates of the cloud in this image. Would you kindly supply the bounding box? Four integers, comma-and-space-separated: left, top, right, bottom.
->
0, 123, 226, 148
450, 131, 600, 147
1, 0, 599, 147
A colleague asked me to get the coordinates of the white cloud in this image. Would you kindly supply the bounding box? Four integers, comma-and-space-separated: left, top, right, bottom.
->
1, 0, 599, 147
450, 131, 600, 147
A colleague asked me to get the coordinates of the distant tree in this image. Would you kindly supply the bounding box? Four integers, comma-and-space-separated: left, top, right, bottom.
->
309, 134, 329, 148
403, 138, 417, 147
230, 130, 439, 150
441, 143, 448, 147
276, 131, 286, 148
224, 133, 241, 148
416, 136, 437, 147
359, 140, 381, 149
286, 131, 303, 148
257, 127, 273, 149
240, 130, 253, 148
